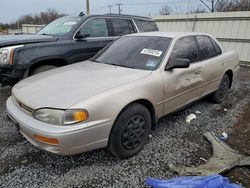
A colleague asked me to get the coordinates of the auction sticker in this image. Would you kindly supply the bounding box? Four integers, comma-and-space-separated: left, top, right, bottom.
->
140, 48, 163, 57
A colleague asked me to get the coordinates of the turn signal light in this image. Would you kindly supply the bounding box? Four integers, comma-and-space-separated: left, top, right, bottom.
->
9, 49, 14, 65
33, 134, 59, 145
73, 111, 88, 122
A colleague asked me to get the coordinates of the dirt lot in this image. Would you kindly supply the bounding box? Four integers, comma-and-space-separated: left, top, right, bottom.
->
223, 67, 250, 187
0, 67, 249, 187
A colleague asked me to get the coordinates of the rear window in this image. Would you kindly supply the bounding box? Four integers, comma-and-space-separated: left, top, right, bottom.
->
209, 37, 222, 55
135, 19, 159, 32
93, 36, 171, 70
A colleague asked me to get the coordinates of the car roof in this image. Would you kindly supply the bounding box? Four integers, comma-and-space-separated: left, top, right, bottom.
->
126, 31, 209, 38
65, 14, 152, 20
104, 14, 152, 20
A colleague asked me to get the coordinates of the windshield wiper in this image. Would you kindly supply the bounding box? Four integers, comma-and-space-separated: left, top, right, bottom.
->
91, 60, 134, 69
109, 63, 135, 69
91, 59, 101, 63
39, 33, 51, 36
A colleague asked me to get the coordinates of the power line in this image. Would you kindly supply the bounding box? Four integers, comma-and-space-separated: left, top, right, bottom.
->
91, 6, 108, 12
103, 0, 200, 9
200, 0, 222, 12
92, 0, 203, 14
123, 0, 200, 6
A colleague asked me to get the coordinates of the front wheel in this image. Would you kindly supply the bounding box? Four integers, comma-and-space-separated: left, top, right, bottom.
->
210, 74, 230, 104
108, 103, 151, 159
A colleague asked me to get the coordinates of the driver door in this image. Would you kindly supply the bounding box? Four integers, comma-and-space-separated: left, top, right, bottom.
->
162, 36, 206, 115
70, 18, 114, 63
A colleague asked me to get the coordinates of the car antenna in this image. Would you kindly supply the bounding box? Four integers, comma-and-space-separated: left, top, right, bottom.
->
79, 12, 85, 17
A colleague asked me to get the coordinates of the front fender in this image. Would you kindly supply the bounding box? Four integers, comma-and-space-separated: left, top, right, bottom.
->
13, 41, 73, 67
68, 71, 164, 132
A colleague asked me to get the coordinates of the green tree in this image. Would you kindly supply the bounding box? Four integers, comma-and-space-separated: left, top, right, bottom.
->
7, 9, 66, 29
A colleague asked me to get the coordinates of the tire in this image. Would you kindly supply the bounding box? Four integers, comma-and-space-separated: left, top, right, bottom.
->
210, 74, 230, 104
30, 65, 57, 76
108, 103, 152, 159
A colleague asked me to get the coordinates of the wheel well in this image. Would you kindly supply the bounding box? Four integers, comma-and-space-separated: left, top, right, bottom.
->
225, 70, 233, 88
122, 99, 157, 129
28, 59, 68, 76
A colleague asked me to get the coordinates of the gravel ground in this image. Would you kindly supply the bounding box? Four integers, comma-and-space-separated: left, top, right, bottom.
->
0, 67, 250, 188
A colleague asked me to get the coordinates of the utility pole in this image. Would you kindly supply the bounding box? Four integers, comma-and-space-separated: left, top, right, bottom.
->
211, 0, 214, 12
116, 4, 122, 14
17, 21, 20, 33
5, 24, 8, 34
187, 0, 190, 30
200, 0, 217, 12
86, 0, 90, 15
107, 5, 112, 14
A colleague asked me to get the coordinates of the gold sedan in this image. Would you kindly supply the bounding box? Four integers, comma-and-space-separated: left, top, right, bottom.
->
6, 32, 239, 158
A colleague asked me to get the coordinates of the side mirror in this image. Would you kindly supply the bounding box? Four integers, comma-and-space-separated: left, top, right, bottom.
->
75, 31, 90, 40
75, 31, 83, 39
166, 58, 190, 70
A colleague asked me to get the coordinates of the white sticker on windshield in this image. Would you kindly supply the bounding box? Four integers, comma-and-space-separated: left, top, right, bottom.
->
140, 48, 163, 57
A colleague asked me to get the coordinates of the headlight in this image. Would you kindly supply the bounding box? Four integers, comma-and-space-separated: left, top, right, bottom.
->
0, 45, 24, 64
33, 108, 89, 125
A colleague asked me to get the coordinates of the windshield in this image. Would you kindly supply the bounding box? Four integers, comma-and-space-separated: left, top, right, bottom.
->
93, 36, 172, 70
37, 17, 81, 36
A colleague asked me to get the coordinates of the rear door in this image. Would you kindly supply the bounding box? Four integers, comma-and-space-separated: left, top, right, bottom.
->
195, 35, 224, 95
110, 18, 137, 36
162, 36, 206, 114
70, 18, 115, 63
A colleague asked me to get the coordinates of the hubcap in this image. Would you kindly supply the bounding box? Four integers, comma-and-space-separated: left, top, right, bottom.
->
121, 115, 146, 150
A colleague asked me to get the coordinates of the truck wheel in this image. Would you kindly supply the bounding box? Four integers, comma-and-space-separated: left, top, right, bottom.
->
108, 103, 151, 159
30, 65, 57, 76
210, 74, 230, 104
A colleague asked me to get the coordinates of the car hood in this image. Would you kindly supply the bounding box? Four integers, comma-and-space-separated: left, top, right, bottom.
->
0, 34, 58, 47
12, 61, 152, 109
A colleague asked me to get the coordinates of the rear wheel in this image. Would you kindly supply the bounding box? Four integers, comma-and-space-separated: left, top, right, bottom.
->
108, 103, 151, 159
30, 65, 57, 76
210, 74, 230, 104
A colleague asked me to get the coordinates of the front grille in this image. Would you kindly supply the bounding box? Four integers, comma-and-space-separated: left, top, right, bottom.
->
13, 96, 34, 114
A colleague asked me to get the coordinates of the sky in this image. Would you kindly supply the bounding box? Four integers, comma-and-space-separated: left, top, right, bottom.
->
0, 0, 203, 23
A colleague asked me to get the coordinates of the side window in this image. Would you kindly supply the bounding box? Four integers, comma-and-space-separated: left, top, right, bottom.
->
170, 36, 199, 63
79, 18, 108, 38
139, 20, 159, 32
111, 19, 135, 36
209, 37, 222, 55
196, 35, 217, 60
